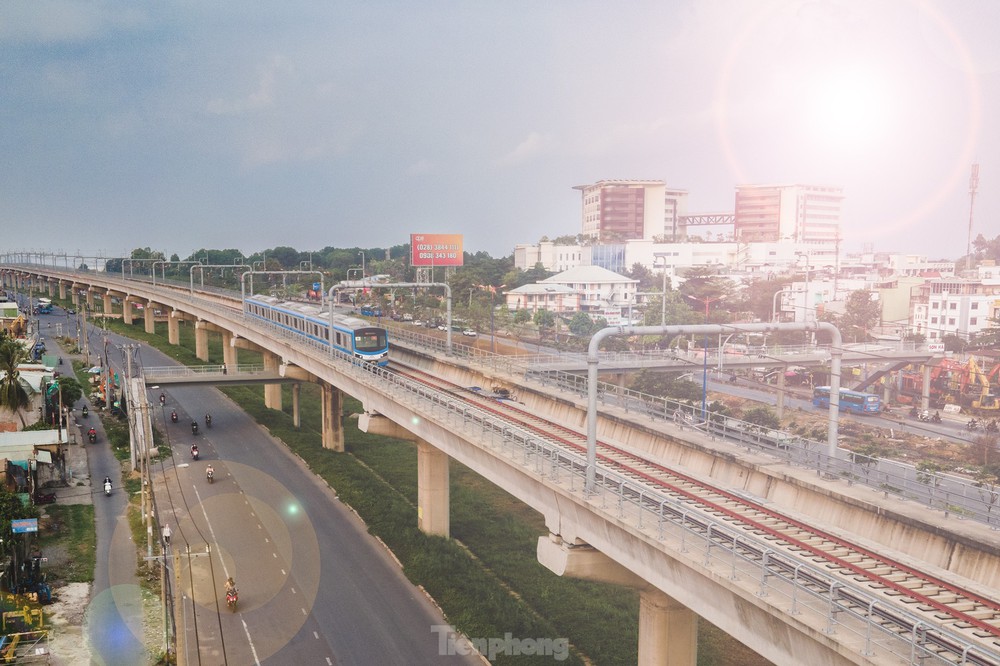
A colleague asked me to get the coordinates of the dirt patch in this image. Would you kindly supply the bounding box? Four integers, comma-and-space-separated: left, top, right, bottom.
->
46, 582, 91, 665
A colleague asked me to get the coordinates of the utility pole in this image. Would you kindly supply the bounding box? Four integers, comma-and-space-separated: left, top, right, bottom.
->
966, 163, 979, 273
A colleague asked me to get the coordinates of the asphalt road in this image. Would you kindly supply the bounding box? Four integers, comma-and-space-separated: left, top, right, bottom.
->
81, 318, 478, 665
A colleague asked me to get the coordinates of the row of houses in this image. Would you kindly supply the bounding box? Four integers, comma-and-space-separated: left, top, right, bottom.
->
505, 256, 998, 342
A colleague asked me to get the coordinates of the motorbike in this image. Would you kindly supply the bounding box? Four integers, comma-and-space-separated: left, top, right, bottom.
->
206, 468, 214, 484
968, 419, 980, 431
170, 411, 178, 423
930, 412, 942, 423
33, 490, 56, 505
81, 405, 88, 418
226, 588, 238, 612
728, 374, 738, 384
104, 481, 112, 496
908, 407, 919, 418
191, 445, 199, 461
191, 421, 199, 436
159, 393, 166, 406
88, 430, 97, 444
918, 410, 931, 422
205, 413, 212, 429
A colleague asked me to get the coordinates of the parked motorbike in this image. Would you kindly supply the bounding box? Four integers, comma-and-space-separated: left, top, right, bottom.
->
908, 407, 919, 418
170, 410, 178, 423
967, 419, 980, 431
33, 491, 56, 505
918, 410, 931, 422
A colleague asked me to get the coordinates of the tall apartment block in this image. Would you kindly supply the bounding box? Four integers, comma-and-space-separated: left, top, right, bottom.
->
573, 180, 689, 242
734, 184, 842, 243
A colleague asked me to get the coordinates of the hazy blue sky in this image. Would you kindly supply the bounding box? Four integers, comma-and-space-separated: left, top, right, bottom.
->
2, 1, 998, 262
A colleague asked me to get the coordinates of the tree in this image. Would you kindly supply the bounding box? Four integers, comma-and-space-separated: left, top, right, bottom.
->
839, 290, 881, 339
0, 336, 31, 428
52, 376, 83, 411
568, 312, 595, 337
534, 309, 555, 330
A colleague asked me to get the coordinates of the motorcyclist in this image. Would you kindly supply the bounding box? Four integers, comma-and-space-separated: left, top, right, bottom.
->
191, 421, 199, 435
170, 410, 178, 423
205, 413, 212, 427
88, 427, 97, 442
191, 444, 199, 460
225, 577, 236, 594
932, 411, 942, 423
159, 392, 166, 405
103, 477, 112, 495
82, 405, 88, 418
206, 464, 214, 482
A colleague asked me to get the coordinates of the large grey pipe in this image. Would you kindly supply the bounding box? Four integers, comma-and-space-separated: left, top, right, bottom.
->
586, 322, 842, 493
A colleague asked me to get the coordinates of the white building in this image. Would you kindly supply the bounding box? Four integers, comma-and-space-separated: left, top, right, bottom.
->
572, 180, 689, 242
506, 265, 639, 324
909, 278, 1000, 341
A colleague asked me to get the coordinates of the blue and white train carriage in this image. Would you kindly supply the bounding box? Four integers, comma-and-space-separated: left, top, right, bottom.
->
245, 295, 389, 366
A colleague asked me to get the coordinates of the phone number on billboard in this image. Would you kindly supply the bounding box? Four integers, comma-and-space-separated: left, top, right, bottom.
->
418, 252, 459, 260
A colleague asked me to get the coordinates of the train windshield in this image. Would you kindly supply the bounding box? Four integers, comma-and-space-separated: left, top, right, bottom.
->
354, 328, 387, 352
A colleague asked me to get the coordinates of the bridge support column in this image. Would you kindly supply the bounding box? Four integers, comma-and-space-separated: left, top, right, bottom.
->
638, 589, 697, 666
320, 382, 343, 451
144, 304, 156, 334
194, 321, 209, 362
122, 298, 134, 325
775, 368, 785, 420
417, 440, 449, 537
292, 384, 301, 429
47, 280, 55, 298
102, 294, 112, 316
85, 290, 94, 310
922, 363, 931, 411
222, 333, 238, 370
58, 282, 67, 300
538, 535, 697, 666
168, 313, 180, 345
71, 289, 80, 309
263, 353, 282, 410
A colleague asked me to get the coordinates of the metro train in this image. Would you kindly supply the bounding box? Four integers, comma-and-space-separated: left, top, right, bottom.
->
244, 294, 389, 366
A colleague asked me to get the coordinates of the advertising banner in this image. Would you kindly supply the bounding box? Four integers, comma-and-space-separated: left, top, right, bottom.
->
410, 234, 464, 267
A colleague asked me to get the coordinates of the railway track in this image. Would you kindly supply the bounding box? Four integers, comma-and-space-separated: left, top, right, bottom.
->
394, 361, 1000, 665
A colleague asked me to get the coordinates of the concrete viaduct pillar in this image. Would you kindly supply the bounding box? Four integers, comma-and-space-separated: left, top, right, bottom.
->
85, 289, 94, 310
538, 536, 697, 666
144, 302, 158, 334
102, 293, 113, 315
291, 384, 301, 429
58, 281, 67, 301
168, 311, 181, 345
416, 440, 449, 537
47, 279, 55, 298
194, 321, 210, 361
222, 333, 238, 371
775, 368, 786, 420
122, 297, 134, 325
357, 413, 451, 536
320, 382, 343, 451
922, 363, 932, 411
263, 352, 282, 410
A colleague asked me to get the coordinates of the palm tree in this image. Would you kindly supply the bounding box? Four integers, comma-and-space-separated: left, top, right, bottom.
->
0, 336, 31, 428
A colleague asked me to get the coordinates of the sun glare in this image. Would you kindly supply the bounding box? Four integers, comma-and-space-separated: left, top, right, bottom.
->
804, 67, 892, 150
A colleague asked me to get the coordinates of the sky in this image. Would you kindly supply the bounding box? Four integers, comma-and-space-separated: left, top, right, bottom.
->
1, 0, 998, 263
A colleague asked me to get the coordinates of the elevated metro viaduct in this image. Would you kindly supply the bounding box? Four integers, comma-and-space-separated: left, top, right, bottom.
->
4, 265, 1000, 666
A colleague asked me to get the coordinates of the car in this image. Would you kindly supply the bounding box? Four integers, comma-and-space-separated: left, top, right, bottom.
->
437, 325, 447, 331
462, 329, 477, 337
66, 308, 76, 315
412, 320, 424, 327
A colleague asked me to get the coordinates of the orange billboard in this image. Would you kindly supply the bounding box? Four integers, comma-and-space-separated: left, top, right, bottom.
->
410, 234, 464, 267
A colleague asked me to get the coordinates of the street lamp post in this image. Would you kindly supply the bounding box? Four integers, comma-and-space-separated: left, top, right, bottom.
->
796, 252, 811, 323
654, 254, 669, 327
358, 251, 366, 280
684, 294, 726, 420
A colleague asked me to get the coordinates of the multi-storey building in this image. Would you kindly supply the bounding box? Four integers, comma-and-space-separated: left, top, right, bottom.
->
909, 278, 1000, 341
734, 184, 842, 244
572, 180, 688, 242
